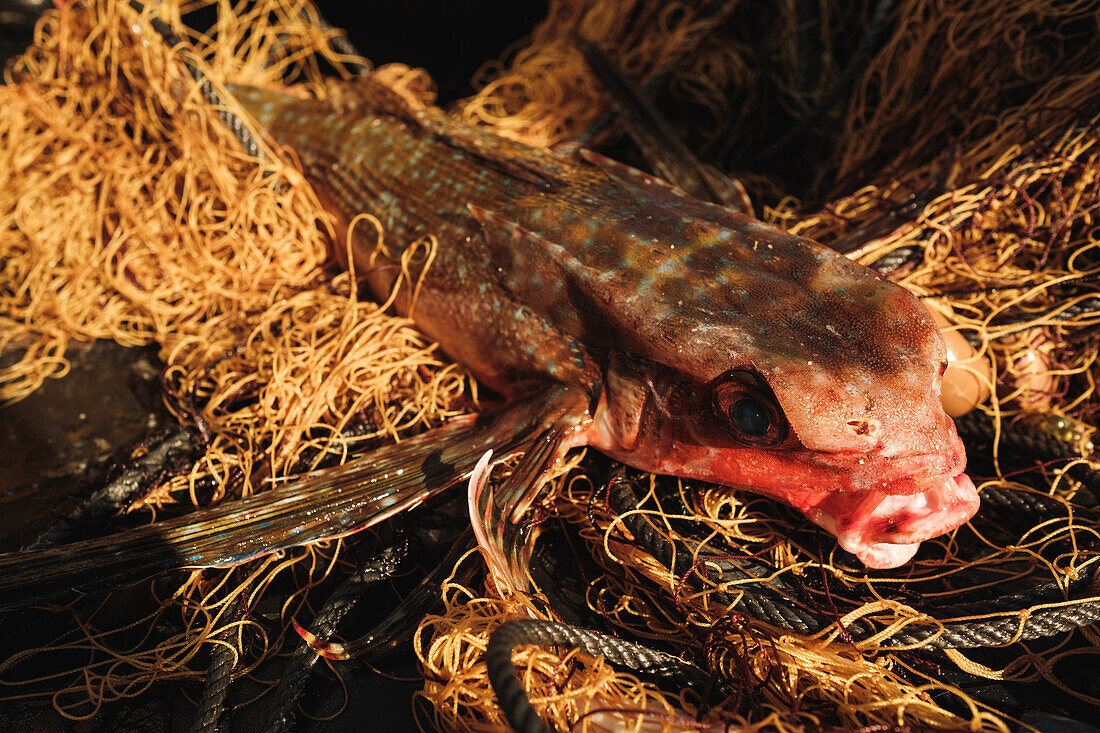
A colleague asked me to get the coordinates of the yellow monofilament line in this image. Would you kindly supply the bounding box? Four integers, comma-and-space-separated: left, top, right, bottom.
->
0, 0, 465, 721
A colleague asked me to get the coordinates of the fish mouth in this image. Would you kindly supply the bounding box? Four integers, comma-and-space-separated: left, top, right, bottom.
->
790, 472, 980, 569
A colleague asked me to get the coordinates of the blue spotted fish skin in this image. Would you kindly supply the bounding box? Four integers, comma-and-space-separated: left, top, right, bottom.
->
232, 80, 939, 404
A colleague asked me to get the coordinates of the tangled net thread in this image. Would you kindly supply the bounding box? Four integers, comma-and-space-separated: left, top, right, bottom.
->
2, 0, 1100, 730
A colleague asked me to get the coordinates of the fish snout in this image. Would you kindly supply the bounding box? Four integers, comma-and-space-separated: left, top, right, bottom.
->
810, 436, 966, 494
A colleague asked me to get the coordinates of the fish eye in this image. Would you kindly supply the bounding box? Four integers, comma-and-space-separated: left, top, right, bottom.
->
729, 397, 769, 436
709, 369, 787, 447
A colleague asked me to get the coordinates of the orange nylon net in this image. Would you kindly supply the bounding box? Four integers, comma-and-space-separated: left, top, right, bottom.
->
1, 0, 1099, 730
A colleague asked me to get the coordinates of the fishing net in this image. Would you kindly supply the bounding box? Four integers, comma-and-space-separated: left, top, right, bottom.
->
425, 0, 1100, 729
0, 0, 467, 721
1, 0, 1099, 730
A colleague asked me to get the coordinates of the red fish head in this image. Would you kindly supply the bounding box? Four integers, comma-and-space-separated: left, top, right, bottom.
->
586, 235, 979, 569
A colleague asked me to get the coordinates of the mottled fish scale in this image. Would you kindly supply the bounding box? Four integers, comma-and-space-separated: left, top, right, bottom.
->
234, 78, 945, 449
229, 76, 978, 571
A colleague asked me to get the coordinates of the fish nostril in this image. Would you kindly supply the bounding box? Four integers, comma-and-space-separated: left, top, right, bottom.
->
846, 419, 879, 437
847, 420, 870, 436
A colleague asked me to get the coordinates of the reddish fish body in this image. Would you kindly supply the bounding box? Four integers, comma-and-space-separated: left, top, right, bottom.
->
233, 80, 978, 568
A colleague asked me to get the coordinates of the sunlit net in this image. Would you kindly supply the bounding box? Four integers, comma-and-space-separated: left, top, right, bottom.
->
1, 0, 1098, 730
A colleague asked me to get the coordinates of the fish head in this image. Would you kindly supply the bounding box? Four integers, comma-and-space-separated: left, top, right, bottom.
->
586, 226, 978, 569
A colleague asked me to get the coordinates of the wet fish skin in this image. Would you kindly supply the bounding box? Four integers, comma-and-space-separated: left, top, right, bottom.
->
232, 77, 978, 569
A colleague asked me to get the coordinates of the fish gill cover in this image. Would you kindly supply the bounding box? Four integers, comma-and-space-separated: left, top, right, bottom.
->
1, 0, 1099, 731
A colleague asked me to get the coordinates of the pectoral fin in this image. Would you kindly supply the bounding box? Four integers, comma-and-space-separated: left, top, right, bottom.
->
469, 387, 592, 592
0, 387, 583, 611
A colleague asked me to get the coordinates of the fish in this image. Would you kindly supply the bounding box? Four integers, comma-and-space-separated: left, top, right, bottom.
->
0, 72, 978, 610
230, 75, 978, 569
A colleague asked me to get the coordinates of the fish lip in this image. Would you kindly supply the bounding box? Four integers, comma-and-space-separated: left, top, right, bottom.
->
874, 472, 980, 543
805, 472, 981, 569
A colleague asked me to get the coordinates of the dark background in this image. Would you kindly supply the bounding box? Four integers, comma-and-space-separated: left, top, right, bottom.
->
310, 1, 549, 104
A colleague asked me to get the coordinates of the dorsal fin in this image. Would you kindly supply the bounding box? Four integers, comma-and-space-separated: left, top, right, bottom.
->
578, 147, 759, 234
578, 147, 689, 196
321, 72, 425, 122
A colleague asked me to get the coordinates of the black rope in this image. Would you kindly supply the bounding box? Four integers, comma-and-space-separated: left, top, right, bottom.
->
190, 628, 238, 733
955, 411, 1100, 494
578, 36, 728, 206
569, 0, 734, 146
981, 295, 1100, 342
308, 526, 479, 662
26, 429, 193, 550
869, 243, 922, 274
263, 539, 408, 733
955, 410, 1086, 460
487, 619, 712, 733
128, 1, 268, 162
190, 574, 252, 733
135, 0, 376, 169
608, 477, 840, 636
608, 465, 1100, 649
306, 7, 370, 76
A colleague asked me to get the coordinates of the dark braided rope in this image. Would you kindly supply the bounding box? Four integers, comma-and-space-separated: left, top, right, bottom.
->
608, 472, 1100, 649
309, 527, 478, 661
128, 1, 267, 162
305, 7, 370, 76
132, 1, 373, 163
27, 429, 193, 550
872, 254, 1100, 338
0, 429, 194, 657
570, 0, 735, 146
190, 575, 251, 733
608, 478, 839, 636
979, 294, 1100, 341
955, 411, 1100, 502
1030, 294, 1100, 322
907, 603, 1100, 647
262, 540, 407, 733
189, 626, 239, 733
488, 485, 1100, 732
487, 619, 711, 733
870, 244, 922, 273
956, 412, 1098, 471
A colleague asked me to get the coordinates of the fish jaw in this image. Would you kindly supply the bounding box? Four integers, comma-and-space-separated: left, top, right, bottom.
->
586, 365, 979, 569
777, 473, 979, 568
